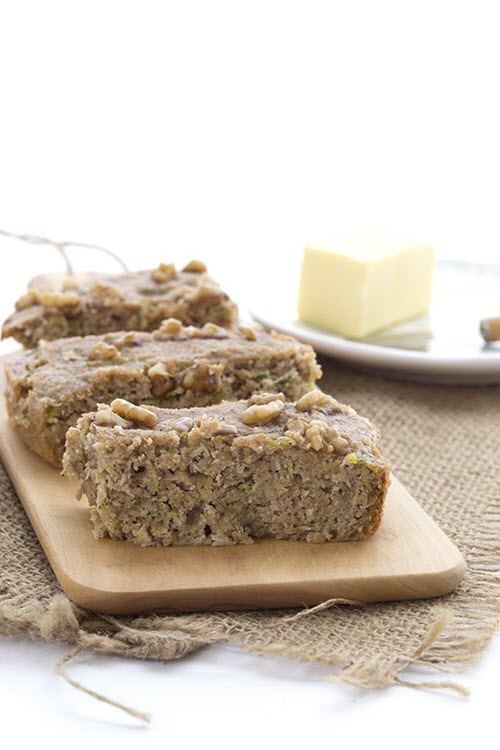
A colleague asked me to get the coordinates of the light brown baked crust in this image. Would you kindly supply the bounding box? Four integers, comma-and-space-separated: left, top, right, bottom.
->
5, 323, 321, 466
2, 263, 238, 347
63, 394, 390, 547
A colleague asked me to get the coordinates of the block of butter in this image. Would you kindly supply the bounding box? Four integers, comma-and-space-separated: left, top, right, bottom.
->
298, 231, 435, 339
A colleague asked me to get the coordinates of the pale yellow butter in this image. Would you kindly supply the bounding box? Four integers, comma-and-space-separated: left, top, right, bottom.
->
298, 231, 435, 338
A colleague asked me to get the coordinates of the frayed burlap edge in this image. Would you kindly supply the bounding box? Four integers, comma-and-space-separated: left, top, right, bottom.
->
0, 477, 498, 721
1, 539, 498, 722
1, 362, 499, 723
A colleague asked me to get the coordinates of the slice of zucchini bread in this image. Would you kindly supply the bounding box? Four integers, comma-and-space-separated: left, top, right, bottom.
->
63, 391, 389, 547
5, 321, 320, 467
2, 261, 237, 348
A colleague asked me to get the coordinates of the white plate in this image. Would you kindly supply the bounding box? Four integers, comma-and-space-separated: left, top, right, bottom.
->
250, 260, 500, 384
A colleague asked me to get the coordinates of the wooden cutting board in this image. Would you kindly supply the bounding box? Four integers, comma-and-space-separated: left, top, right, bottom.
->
0, 375, 465, 615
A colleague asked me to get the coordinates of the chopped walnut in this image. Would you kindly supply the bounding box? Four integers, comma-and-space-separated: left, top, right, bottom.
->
196, 416, 223, 436
196, 416, 238, 437
239, 325, 257, 341
186, 285, 219, 303
155, 318, 184, 338
333, 436, 349, 453
199, 322, 229, 338
249, 392, 285, 406
115, 331, 140, 347
15, 291, 38, 310
90, 282, 124, 301
283, 417, 307, 447
296, 390, 343, 413
303, 419, 349, 453
285, 416, 307, 435
183, 259, 207, 273
183, 363, 220, 393
110, 398, 158, 428
94, 405, 131, 428
304, 421, 326, 451
62, 349, 78, 362
184, 322, 229, 339
88, 342, 120, 360
241, 399, 284, 426
16, 290, 38, 310
147, 362, 175, 397
36, 290, 80, 308
152, 263, 176, 283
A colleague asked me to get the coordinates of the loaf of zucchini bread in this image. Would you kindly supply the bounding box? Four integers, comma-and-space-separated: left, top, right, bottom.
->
2, 261, 237, 348
5, 320, 320, 466
63, 391, 390, 547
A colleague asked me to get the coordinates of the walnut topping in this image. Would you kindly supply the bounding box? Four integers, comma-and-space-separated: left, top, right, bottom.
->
285, 416, 306, 435
183, 259, 207, 273
15, 291, 38, 310
199, 322, 229, 338
304, 421, 326, 451
184, 322, 229, 339
196, 415, 238, 437
116, 331, 140, 347
94, 405, 132, 428
249, 392, 285, 406
110, 398, 158, 428
182, 363, 220, 393
196, 416, 223, 436
88, 342, 120, 360
36, 291, 80, 308
283, 417, 311, 447
239, 325, 257, 341
333, 436, 350, 453
90, 282, 124, 301
296, 390, 343, 413
241, 399, 284, 426
62, 349, 78, 362
154, 318, 184, 339
302, 420, 349, 453
152, 263, 176, 283
160, 318, 183, 335
186, 285, 219, 303
147, 362, 175, 397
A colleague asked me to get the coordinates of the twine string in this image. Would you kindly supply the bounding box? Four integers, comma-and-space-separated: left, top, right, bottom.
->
55, 646, 151, 724
0, 228, 128, 275
282, 597, 363, 622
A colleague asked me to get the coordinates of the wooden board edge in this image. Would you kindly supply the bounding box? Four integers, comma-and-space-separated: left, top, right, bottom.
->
58, 554, 467, 615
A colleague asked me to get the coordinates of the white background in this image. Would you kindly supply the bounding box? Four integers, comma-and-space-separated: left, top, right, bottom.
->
0, 0, 498, 745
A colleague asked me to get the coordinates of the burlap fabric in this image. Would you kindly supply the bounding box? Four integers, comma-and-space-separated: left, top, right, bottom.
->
1, 360, 498, 717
